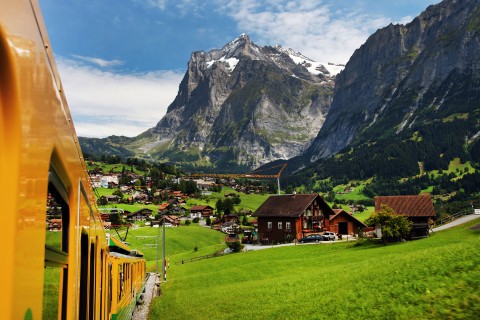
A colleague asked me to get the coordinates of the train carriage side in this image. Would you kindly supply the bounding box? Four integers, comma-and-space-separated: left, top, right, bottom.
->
0, 0, 145, 319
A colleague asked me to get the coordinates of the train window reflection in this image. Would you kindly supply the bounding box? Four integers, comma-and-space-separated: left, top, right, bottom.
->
43, 169, 69, 319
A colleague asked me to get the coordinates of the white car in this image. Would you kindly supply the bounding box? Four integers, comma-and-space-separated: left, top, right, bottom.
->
322, 232, 336, 241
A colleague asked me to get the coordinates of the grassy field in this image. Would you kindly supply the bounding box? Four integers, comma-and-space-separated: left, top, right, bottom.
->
186, 187, 270, 212
115, 224, 226, 271
87, 162, 146, 175
148, 220, 480, 320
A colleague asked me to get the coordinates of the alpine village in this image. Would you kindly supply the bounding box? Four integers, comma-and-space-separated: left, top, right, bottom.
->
60, 0, 479, 319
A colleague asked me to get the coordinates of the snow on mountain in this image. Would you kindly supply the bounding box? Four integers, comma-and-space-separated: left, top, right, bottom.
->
206, 57, 239, 72
274, 45, 344, 76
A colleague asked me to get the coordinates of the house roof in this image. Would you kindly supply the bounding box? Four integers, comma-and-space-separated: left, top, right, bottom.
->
374, 195, 436, 217
158, 203, 169, 210
330, 209, 367, 227
253, 194, 332, 218
190, 205, 213, 211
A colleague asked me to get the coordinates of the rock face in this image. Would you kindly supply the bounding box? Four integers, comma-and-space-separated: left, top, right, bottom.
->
139, 34, 334, 170
304, 0, 480, 162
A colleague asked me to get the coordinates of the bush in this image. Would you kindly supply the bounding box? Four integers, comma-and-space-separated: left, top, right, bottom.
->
226, 241, 242, 252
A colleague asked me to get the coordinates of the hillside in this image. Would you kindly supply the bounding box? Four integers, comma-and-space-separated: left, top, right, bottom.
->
286, 0, 480, 202
303, 0, 480, 163
148, 219, 480, 319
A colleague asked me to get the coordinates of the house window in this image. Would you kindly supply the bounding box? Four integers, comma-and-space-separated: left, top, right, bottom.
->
286, 222, 291, 230
278, 222, 283, 230
267, 221, 272, 230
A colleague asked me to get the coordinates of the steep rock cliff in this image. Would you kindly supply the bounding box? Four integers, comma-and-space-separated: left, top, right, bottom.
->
138, 34, 334, 170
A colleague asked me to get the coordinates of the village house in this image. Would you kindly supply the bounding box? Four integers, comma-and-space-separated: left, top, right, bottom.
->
224, 214, 239, 223
189, 205, 214, 219
104, 195, 120, 204
220, 221, 240, 234
47, 218, 62, 231
89, 173, 120, 188
127, 208, 154, 221
374, 195, 436, 239
253, 193, 335, 243
326, 209, 367, 236
163, 215, 181, 227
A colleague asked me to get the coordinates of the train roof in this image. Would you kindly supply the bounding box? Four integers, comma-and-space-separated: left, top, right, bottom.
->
107, 234, 144, 257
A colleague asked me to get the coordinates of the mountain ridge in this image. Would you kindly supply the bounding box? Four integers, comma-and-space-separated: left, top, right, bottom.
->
128, 34, 335, 170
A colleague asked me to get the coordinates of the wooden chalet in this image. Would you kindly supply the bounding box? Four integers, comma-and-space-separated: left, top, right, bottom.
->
225, 214, 239, 223
47, 218, 62, 231
127, 208, 153, 221
374, 195, 436, 239
163, 215, 181, 227
326, 209, 367, 235
253, 194, 335, 243
189, 205, 214, 219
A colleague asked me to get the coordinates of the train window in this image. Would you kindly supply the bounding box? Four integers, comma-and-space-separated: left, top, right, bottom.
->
78, 181, 97, 319
89, 242, 96, 320
118, 263, 124, 301
44, 167, 70, 320
108, 262, 113, 315
79, 232, 88, 319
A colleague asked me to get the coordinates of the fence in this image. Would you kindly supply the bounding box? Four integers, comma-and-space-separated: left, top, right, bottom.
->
435, 208, 474, 226
176, 251, 224, 265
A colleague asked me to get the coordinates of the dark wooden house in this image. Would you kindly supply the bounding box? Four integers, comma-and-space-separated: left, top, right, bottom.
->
374, 195, 436, 239
127, 208, 153, 221
253, 194, 335, 243
327, 209, 367, 235
190, 205, 214, 219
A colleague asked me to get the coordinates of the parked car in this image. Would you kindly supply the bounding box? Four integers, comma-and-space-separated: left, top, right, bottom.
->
322, 231, 336, 241
299, 234, 322, 243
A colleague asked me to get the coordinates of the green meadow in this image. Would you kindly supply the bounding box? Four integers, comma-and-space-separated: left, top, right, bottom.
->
119, 224, 226, 271
186, 187, 270, 212
147, 220, 480, 320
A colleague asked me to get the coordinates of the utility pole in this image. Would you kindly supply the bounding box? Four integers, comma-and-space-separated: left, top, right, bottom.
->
162, 214, 166, 282
155, 218, 160, 276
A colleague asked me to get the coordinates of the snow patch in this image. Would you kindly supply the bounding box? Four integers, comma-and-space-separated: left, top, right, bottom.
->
206, 56, 239, 72
274, 45, 344, 76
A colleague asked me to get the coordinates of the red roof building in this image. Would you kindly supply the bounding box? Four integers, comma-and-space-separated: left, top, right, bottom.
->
374, 195, 436, 239
327, 209, 367, 236
253, 194, 335, 243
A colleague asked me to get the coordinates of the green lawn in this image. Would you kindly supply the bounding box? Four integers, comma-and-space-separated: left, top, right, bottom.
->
428, 158, 475, 179
186, 187, 270, 212
87, 162, 146, 175
114, 223, 226, 271
148, 220, 480, 320
333, 181, 371, 202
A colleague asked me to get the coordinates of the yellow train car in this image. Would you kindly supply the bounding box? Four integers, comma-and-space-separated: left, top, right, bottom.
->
0, 0, 146, 319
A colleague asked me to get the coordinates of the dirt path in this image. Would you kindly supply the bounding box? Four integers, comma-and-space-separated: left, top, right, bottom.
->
132, 273, 159, 320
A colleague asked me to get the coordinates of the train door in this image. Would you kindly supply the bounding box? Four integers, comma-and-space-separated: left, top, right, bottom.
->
44, 166, 70, 319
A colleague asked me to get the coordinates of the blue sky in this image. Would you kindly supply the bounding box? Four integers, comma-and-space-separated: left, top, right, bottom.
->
39, 0, 441, 138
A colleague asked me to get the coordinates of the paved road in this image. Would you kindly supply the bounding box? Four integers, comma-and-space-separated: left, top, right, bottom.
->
431, 214, 480, 232
244, 236, 357, 251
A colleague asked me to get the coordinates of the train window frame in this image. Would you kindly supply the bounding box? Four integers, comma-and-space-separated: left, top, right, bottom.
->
78, 181, 97, 319
45, 168, 70, 266
44, 165, 70, 320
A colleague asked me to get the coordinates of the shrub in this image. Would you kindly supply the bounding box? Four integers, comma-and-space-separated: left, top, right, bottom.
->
226, 241, 242, 252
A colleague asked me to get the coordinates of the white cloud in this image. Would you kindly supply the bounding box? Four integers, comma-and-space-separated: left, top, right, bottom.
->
71, 54, 124, 68
143, 0, 167, 10
57, 57, 183, 138
218, 0, 391, 64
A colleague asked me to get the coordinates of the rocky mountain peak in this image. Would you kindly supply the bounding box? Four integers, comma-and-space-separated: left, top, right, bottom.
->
138, 35, 334, 170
